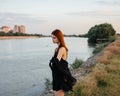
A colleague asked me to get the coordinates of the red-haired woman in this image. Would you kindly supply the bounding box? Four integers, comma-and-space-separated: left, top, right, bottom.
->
49, 29, 76, 96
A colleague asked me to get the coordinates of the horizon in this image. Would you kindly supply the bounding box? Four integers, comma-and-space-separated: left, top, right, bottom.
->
0, 0, 120, 35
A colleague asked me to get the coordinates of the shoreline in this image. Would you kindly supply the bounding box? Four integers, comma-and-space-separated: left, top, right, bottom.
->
41, 36, 120, 96
0, 36, 40, 39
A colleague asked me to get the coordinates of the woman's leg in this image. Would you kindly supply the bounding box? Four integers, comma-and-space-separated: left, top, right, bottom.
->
54, 90, 64, 96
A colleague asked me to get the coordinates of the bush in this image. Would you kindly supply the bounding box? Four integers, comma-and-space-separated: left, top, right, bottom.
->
0, 31, 6, 36
44, 78, 52, 89
70, 58, 83, 69
108, 36, 116, 42
87, 23, 116, 43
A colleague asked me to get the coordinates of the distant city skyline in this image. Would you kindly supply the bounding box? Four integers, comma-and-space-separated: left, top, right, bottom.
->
0, 25, 26, 33
0, 0, 120, 35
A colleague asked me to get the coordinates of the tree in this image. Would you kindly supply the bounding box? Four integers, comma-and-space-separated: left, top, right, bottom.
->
0, 31, 6, 36
87, 23, 116, 43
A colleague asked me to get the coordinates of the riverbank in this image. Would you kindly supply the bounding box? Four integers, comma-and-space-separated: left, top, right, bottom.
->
41, 36, 120, 96
66, 36, 120, 96
0, 36, 40, 39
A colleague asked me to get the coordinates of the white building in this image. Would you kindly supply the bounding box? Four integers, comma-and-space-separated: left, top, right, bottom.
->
1, 26, 11, 33
13, 25, 26, 33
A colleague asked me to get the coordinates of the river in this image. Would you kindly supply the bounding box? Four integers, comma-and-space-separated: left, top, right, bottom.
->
0, 37, 95, 96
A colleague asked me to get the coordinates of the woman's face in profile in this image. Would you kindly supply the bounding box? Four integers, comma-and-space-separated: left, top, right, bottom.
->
51, 34, 59, 44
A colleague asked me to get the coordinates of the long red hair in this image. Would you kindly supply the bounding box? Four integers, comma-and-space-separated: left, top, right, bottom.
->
51, 29, 68, 52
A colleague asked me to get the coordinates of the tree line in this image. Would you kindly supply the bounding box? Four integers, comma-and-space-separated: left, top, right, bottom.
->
0, 31, 43, 37
0, 23, 116, 43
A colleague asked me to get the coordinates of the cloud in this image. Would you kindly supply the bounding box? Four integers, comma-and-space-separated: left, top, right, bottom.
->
96, 0, 120, 6
0, 12, 48, 33
66, 10, 120, 17
6, 17, 14, 22
0, 12, 47, 25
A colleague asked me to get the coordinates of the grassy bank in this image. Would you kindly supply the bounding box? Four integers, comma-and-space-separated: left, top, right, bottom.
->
66, 36, 120, 96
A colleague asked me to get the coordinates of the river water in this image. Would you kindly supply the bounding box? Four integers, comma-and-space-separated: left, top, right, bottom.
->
0, 37, 94, 96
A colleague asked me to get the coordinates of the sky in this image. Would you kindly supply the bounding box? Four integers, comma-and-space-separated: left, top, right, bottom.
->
0, 0, 120, 35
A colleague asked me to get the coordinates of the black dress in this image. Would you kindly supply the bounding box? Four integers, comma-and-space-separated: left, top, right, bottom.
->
49, 49, 76, 92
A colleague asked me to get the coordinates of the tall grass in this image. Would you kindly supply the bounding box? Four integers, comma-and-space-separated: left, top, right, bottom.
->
65, 36, 120, 96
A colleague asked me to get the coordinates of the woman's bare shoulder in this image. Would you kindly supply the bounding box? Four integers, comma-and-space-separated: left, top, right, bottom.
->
59, 47, 66, 52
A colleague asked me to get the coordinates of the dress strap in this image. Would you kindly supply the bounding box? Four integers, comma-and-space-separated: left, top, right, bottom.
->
54, 48, 59, 57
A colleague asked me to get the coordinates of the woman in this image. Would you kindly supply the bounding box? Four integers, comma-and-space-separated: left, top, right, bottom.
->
49, 29, 76, 96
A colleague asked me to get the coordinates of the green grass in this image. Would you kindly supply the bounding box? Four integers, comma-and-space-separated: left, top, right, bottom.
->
70, 58, 83, 69
44, 78, 52, 89
93, 42, 110, 54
